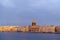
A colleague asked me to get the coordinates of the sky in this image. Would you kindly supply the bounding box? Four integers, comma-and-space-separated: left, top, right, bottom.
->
0, 0, 60, 26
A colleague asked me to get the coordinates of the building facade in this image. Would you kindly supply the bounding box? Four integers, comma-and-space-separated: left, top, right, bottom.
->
0, 20, 60, 33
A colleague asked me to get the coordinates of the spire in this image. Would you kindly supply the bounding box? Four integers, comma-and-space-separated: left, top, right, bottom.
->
32, 20, 36, 23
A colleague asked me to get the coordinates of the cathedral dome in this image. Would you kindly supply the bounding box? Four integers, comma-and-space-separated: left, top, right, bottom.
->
32, 20, 36, 26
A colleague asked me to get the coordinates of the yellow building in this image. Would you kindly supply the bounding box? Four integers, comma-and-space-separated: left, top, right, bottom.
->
17, 27, 22, 32
21, 27, 26, 32
0, 20, 57, 33
9, 26, 18, 32
0, 27, 3, 32
39, 26, 55, 33
55, 26, 60, 32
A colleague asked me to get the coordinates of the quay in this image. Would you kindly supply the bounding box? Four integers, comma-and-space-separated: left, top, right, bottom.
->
0, 20, 60, 33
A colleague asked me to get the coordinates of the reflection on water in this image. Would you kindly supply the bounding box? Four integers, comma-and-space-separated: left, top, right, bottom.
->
0, 32, 60, 40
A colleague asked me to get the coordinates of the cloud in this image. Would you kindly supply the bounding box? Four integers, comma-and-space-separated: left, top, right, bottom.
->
27, 0, 60, 15
0, 0, 15, 8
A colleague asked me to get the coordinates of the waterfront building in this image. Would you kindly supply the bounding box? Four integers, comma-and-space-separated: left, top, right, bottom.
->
19, 20, 56, 33
0, 27, 3, 32
29, 20, 39, 32
17, 26, 22, 32
2, 26, 9, 32
55, 26, 60, 32
39, 27, 43, 32
9, 26, 18, 32
0, 20, 60, 33
21, 27, 26, 32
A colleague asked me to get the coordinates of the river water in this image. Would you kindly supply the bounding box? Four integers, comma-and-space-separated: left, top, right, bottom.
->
0, 32, 60, 40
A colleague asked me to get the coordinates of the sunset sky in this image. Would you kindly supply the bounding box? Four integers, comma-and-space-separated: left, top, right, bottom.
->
0, 0, 60, 26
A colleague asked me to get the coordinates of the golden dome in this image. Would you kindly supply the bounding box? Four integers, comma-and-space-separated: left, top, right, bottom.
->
32, 20, 36, 26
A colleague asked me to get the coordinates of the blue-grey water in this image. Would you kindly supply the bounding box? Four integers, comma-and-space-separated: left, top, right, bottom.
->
0, 32, 60, 40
